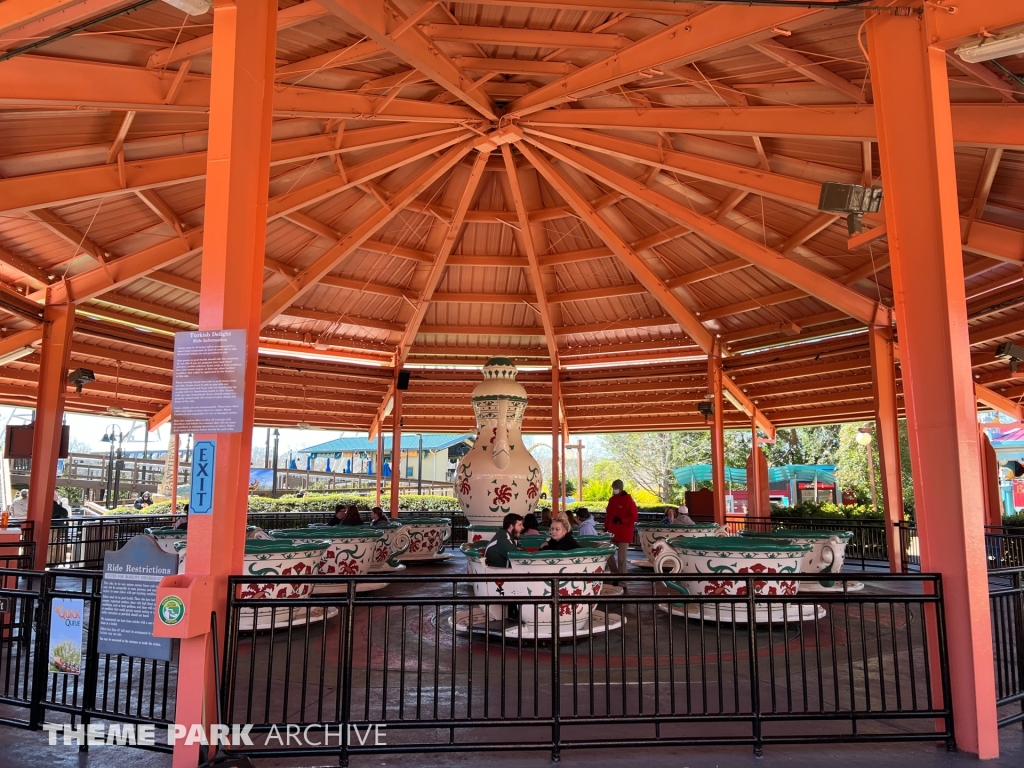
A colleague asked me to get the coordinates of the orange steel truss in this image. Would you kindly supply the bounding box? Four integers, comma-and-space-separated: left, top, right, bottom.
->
0, 0, 1022, 756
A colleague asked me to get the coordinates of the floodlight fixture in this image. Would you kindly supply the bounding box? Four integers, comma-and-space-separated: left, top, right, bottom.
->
697, 401, 714, 422
995, 342, 1024, 374
67, 368, 95, 393
818, 182, 883, 235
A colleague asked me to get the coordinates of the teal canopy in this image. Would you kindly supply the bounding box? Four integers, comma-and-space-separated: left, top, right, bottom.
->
672, 464, 837, 487
766, 464, 836, 485
673, 465, 749, 486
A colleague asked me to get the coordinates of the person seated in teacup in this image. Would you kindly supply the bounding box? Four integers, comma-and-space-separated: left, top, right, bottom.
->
661, 505, 695, 526
485, 513, 523, 568
522, 513, 540, 536
576, 508, 596, 536
370, 507, 390, 527
540, 518, 581, 552
329, 504, 364, 526
539, 508, 553, 527
563, 510, 579, 528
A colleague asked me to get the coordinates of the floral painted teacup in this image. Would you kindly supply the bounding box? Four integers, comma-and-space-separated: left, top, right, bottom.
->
308, 524, 410, 571
636, 521, 729, 566
237, 539, 329, 600
269, 528, 382, 576
739, 529, 853, 587
146, 528, 187, 573
466, 524, 503, 544
398, 518, 451, 560
460, 542, 613, 628
654, 536, 810, 598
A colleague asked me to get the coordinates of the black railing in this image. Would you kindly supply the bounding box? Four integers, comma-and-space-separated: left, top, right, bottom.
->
990, 566, 1024, 729
0, 569, 43, 728
220, 572, 953, 761
46, 516, 181, 569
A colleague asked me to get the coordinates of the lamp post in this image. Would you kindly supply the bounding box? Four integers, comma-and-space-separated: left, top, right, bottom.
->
856, 426, 878, 512
184, 434, 193, 465
566, 442, 584, 503
101, 424, 125, 509
271, 429, 280, 497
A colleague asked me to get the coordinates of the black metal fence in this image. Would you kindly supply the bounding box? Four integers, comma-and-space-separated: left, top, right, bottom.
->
990, 567, 1024, 729
220, 572, 953, 762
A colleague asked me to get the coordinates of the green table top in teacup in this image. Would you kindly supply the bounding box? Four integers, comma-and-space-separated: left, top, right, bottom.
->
243, 539, 331, 555
666, 536, 812, 554
739, 529, 853, 540
145, 527, 184, 537
400, 517, 452, 525
270, 528, 383, 540
636, 521, 723, 530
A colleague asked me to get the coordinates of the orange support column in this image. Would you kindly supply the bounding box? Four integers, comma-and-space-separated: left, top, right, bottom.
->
747, 416, 769, 519
389, 378, 403, 518
27, 299, 74, 571
171, 3, 277, 767
868, 7, 997, 756
550, 367, 561, 518
708, 347, 726, 525
375, 430, 383, 507
869, 327, 905, 573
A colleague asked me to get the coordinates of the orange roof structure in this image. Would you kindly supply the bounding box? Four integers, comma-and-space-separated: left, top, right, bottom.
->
0, 0, 1022, 434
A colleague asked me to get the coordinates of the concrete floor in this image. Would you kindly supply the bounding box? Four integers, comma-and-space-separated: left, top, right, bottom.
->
0, 725, 1021, 768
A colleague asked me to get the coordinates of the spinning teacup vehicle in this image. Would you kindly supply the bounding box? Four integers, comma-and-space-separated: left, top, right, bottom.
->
635, 521, 729, 568
396, 518, 453, 563
270, 528, 386, 594
654, 536, 825, 624
739, 528, 859, 591
456, 542, 624, 640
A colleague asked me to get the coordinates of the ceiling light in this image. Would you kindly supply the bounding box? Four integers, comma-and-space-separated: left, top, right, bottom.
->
161, 0, 211, 15
0, 346, 34, 366
956, 31, 1024, 63
296, 422, 312, 430
107, 405, 127, 417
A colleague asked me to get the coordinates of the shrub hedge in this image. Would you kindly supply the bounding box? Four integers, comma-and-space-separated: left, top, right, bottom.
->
105, 493, 462, 516
770, 500, 886, 521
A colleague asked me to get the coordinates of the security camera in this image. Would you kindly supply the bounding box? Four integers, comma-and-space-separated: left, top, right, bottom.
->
995, 342, 1024, 374
67, 368, 95, 393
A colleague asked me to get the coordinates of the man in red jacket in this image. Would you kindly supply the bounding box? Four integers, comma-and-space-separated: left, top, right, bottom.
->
604, 479, 638, 575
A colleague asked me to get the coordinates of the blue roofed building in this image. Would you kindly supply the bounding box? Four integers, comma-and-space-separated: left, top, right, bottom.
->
297, 433, 473, 484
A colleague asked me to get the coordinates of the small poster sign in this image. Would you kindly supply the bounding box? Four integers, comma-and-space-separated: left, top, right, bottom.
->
172, 329, 247, 434
48, 598, 84, 675
97, 536, 178, 661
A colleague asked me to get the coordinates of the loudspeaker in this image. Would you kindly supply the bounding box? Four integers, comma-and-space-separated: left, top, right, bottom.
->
396, 370, 411, 390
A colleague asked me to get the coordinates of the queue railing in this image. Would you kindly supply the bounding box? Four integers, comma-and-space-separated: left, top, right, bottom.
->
989, 566, 1024, 728
220, 571, 953, 762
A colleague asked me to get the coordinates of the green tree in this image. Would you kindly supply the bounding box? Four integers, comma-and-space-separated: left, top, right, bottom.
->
599, 432, 711, 503
834, 421, 914, 515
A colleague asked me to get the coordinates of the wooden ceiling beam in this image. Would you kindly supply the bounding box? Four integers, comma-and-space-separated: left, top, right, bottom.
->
529, 136, 890, 328
508, 5, 821, 115
316, 0, 499, 120
148, 0, 330, 68
520, 104, 1024, 149
397, 148, 492, 368
0, 122, 457, 215
260, 138, 476, 325
523, 126, 824, 211
750, 37, 867, 104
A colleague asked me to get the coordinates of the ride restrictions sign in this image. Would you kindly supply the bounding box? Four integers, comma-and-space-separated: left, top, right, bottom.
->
172, 329, 246, 434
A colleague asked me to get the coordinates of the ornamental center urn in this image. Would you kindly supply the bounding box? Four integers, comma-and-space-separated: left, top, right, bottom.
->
454, 358, 543, 525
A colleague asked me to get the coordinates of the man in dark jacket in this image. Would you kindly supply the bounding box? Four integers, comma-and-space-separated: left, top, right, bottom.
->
485, 513, 523, 568
604, 479, 638, 575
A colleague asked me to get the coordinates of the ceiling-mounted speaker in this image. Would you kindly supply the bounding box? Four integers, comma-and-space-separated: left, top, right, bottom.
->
397, 371, 411, 391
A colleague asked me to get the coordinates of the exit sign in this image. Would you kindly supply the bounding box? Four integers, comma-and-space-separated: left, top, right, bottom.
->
189, 440, 216, 515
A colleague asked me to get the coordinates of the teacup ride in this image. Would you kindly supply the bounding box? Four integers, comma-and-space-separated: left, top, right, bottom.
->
654, 536, 824, 624
466, 524, 503, 544
519, 533, 614, 552
455, 542, 624, 640
174, 538, 334, 632
739, 529, 860, 592
397, 517, 453, 563
308, 523, 410, 573
146, 527, 186, 573
269, 528, 386, 594
635, 521, 729, 569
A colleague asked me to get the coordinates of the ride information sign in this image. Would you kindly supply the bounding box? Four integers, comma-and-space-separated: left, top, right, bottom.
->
97, 536, 177, 661
172, 329, 247, 434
